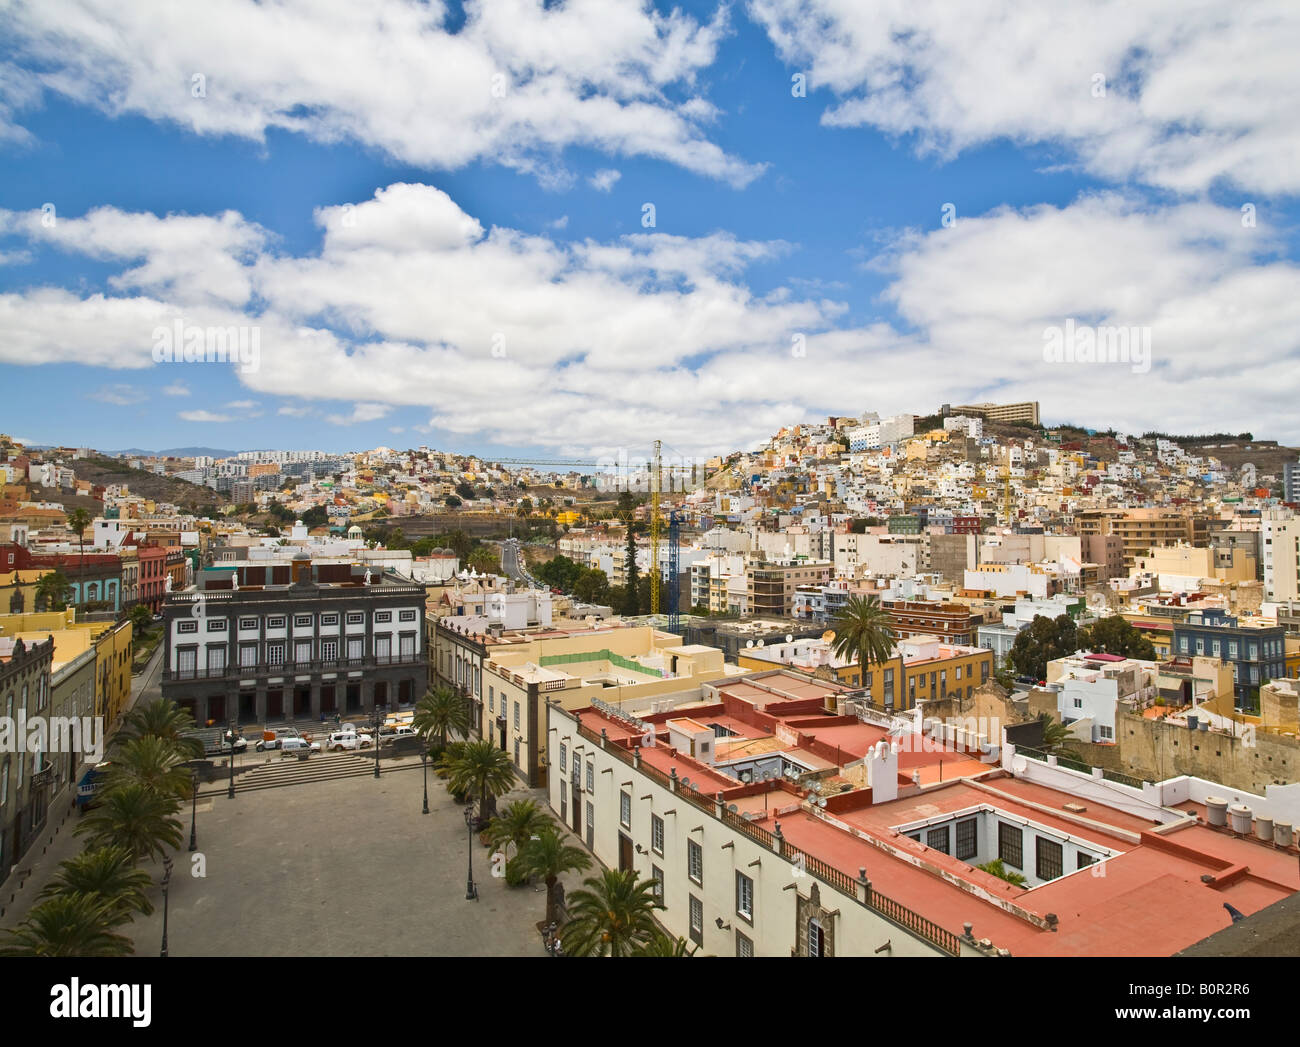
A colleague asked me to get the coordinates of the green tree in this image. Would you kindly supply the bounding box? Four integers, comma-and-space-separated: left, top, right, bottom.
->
487, 799, 555, 861
0, 893, 135, 957
467, 545, 500, 574
455, 481, 475, 501
572, 568, 610, 604
1077, 615, 1156, 661
413, 686, 473, 751
562, 869, 662, 957
74, 784, 183, 863
637, 930, 695, 956
105, 735, 194, 801
67, 507, 92, 588
1009, 614, 1080, 682
445, 495, 462, 508
440, 740, 517, 825
40, 846, 155, 922
35, 569, 72, 612
831, 595, 897, 694
129, 603, 153, 632
515, 826, 592, 926
120, 698, 204, 758
622, 528, 641, 616
1037, 713, 1081, 758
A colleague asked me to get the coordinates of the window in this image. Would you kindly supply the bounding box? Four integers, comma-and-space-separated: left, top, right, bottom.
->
620, 791, 631, 828
736, 932, 753, 958
488, 691, 494, 714
375, 611, 392, 624
926, 825, 950, 855
560, 782, 567, 820
295, 640, 312, 663
955, 819, 977, 861
239, 644, 258, 667
1077, 852, 1097, 870
267, 641, 285, 665
399, 609, 417, 622
998, 822, 1023, 869
1036, 837, 1063, 881
321, 639, 337, 662
1098, 725, 1113, 740
808, 917, 826, 957
321, 613, 338, 626
688, 896, 704, 946
207, 647, 226, 672
239, 617, 258, 630
294, 615, 312, 628
651, 814, 664, 855
346, 637, 363, 659
207, 618, 227, 632
586, 762, 594, 792
651, 865, 664, 903
735, 872, 754, 922
559, 743, 567, 773
177, 620, 197, 634
513, 702, 520, 730
687, 839, 703, 884
267, 616, 286, 629
346, 612, 364, 625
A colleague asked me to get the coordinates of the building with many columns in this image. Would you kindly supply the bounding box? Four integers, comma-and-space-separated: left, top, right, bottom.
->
160, 551, 427, 726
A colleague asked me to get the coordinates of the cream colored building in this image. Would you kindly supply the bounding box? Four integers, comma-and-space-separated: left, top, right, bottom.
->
1262, 513, 1300, 603
483, 626, 742, 786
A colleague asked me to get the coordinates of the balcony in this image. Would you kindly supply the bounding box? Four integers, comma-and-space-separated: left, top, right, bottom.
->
163, 652, 425, 682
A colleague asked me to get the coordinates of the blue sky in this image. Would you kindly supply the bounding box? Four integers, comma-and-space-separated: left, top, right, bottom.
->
2, 0, 1298, 458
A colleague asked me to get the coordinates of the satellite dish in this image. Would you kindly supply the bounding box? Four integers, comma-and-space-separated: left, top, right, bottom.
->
690, 783, 699, 792
786, 634, 794, 643
728, 804, 739, 813
818, 798, 828, 809
681, 777, 691, 787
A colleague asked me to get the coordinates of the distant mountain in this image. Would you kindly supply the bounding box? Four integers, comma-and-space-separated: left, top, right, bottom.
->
104, 446, 240, 458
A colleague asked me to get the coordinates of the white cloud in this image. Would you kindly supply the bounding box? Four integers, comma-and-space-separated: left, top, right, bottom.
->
5, 184, 1299, 451
589, 168, 622, 192
749, 0, 1300, 195
87, 383, 146, 405
225, 399, 259, 410
178, 409, 235, 423
549, 215, 569, 231
3, 0, 763, 187
162, 381, 190, 396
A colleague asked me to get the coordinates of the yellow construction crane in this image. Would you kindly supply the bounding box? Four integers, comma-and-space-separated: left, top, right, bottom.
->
650, 439, 662, 615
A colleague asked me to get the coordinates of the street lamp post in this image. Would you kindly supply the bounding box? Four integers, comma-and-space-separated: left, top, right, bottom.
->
188, 769, 199, 851
226, 720, 236, 800
159, 855, 174, 958
372, 707, 382, 779
464, 801, 478, 901
421, 747, 429, 815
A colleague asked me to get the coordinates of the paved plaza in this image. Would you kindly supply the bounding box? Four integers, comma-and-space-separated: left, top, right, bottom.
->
128, 758, 559, 957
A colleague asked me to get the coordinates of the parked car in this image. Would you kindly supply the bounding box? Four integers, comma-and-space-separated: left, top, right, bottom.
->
378, 724, 418, 741
255, 727, 303, 752
278, 737, 321, 755
327, 731, 374, 752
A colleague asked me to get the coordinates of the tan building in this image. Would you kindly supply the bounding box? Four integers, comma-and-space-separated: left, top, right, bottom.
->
747, 559, 832, 616
483, 626, 742, 787
948, 401, 1040, 426
1262, 513, 1300, 603
1108, 509, 1211, 570
1131, 543, 1256, 588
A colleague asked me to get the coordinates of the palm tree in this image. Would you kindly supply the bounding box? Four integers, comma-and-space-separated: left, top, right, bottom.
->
562, 869, 662, 957
106, 735, 194, 801
40, 846, 154, 922
487, 799, 555, 861
75, 783, 183, 863
1038, 713, 1081, 759
0, 893, 135, 956
441, 739, 517, 824
120, 698, 203, 758
413, 686, 473, 751
515, 827, 592, 926
636, 930, 695, 956
35, 568, 72, 612
831, 595, 897, 696
67, 507, 91, 605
